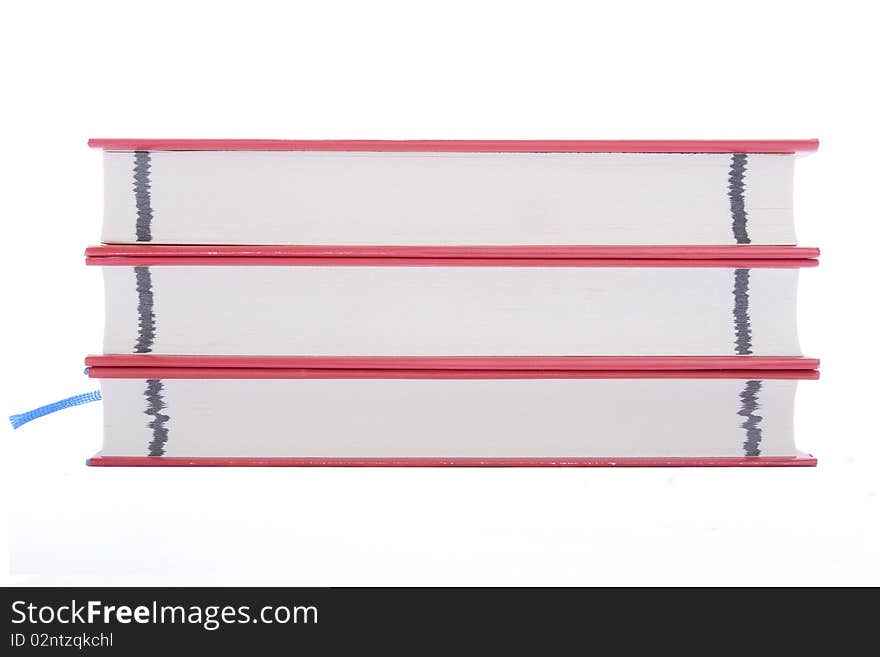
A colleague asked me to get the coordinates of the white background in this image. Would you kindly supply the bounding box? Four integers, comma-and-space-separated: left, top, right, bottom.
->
1, 0, 877, 585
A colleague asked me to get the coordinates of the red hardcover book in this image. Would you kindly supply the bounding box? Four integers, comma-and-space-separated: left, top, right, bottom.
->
87, 246, 817, 360
90, 138, 818, 247
85, 358, 817, 467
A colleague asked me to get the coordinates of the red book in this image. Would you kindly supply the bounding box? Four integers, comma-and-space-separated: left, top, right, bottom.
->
90, 138, 818, 247
86, 357, 817, 467
87, 246, 817, 360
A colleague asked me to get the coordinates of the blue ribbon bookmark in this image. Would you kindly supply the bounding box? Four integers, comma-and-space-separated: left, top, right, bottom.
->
9, 390, 103, 429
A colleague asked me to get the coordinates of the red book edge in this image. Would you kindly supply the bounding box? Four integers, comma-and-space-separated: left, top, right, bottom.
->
85, 355, 820, 372
86, 366, 819, 381
87, 256, 819, 269
87, 245, 820, 261
88, 138, 820, 154
86, 454, 817, 467
86, 254, 818, 269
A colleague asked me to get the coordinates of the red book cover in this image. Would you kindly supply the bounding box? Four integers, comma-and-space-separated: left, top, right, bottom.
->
86, 245, 819, 268
89, 138, 820, 153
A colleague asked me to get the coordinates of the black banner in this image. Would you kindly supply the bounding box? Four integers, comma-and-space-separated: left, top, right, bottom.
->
0, 587, 861, 652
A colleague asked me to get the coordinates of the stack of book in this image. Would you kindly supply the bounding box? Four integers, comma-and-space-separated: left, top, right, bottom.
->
85, 139, 819, 467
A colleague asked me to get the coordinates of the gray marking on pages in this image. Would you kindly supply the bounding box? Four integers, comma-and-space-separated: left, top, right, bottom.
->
134, 266, 156, 353
144, 379, 170, 456
133, 151, 153, 241
728, 153, 749, 244
738, 380, 764, 456
733, 268, 752, 356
